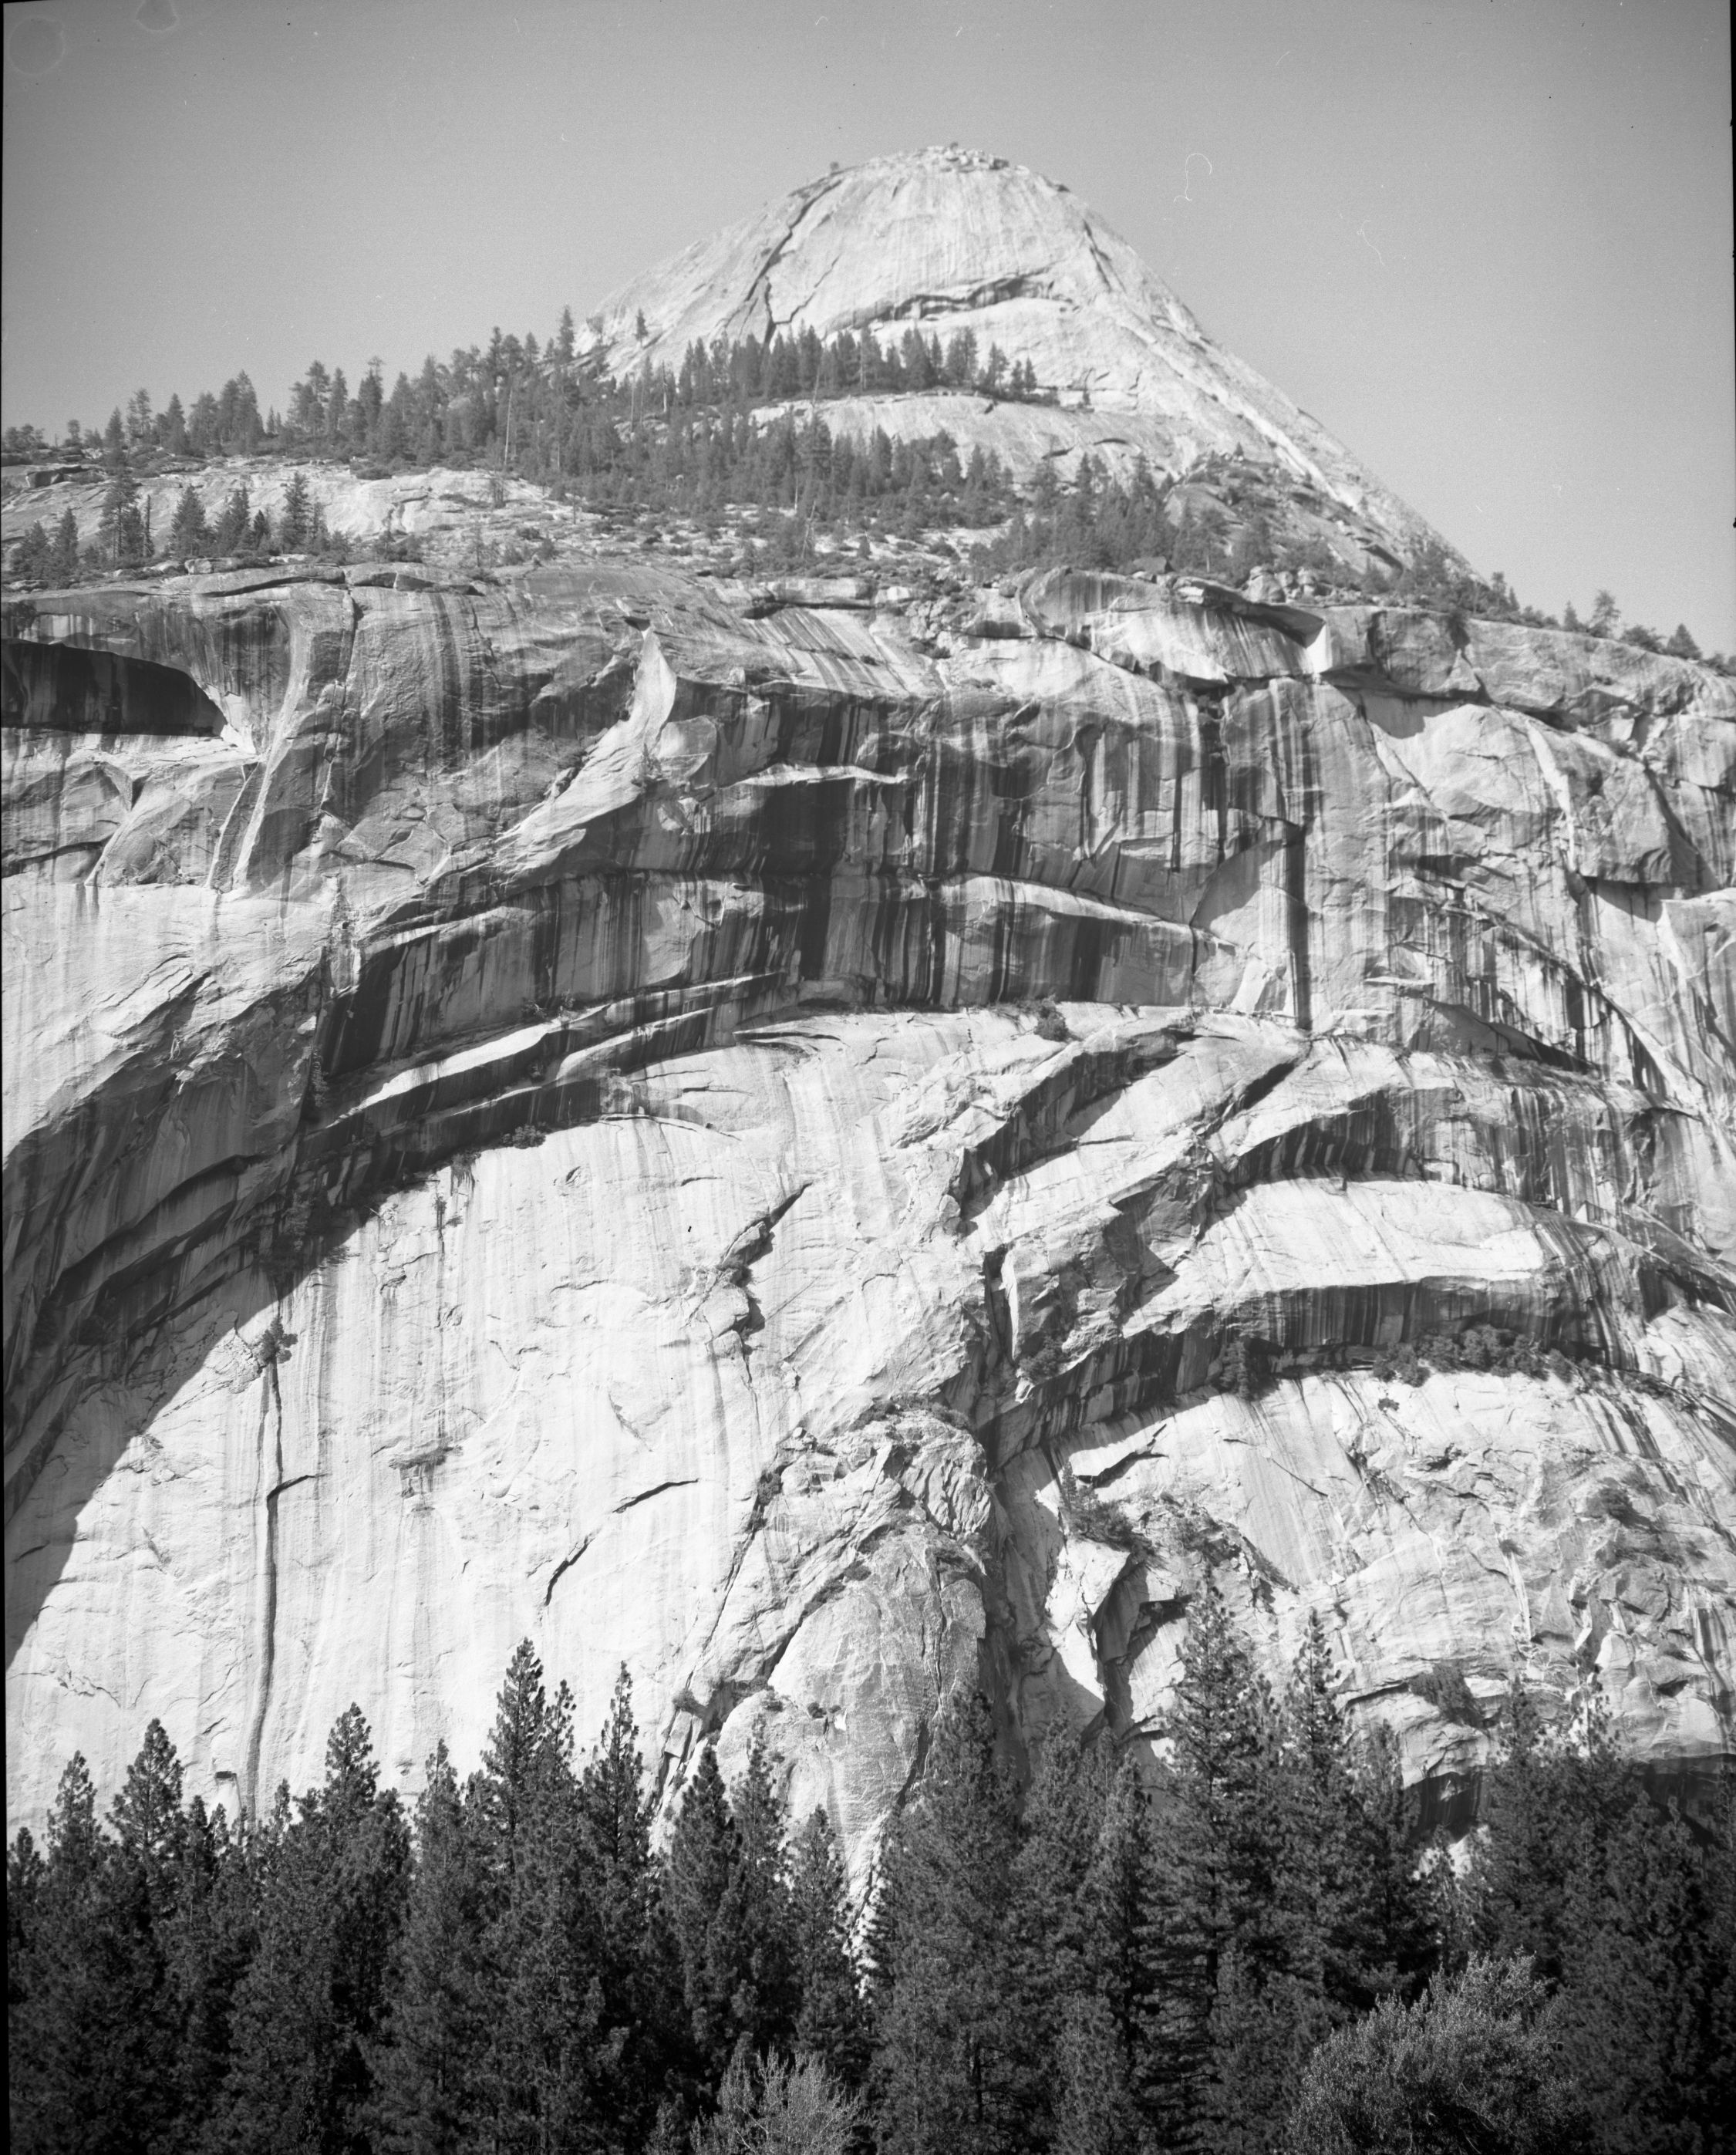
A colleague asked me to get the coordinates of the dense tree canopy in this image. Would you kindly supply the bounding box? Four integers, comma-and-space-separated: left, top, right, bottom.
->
8, 1608, 1732, 2153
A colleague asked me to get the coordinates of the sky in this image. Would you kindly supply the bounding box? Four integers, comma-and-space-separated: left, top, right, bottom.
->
4, 0, 1731, 645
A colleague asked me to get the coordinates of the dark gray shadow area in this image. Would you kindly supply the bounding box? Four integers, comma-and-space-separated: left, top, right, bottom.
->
2, 640, 227, 736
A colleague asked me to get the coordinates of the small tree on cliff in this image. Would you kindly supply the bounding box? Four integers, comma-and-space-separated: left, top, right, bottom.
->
7, 522, 51, 583
213, 483, 251, 556
97, 463, 143, 566
47, 508, 81, 584
167, 484, 211, 560
277, 470, 313, 552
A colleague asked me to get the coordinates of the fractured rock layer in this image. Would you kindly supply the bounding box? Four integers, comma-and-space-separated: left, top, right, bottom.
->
5, 558, 1734, 1868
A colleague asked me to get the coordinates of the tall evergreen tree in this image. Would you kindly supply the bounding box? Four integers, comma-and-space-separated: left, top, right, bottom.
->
1005, 1727, 1110, 2147
871, 1692, 1026, 2155
214, 1708, 410, 2155
372, 1745, 487, 2155
1061, 1752, 1161, 2153
1276, 1614, 1432, 2029
665, 1743, 746, 2090
1555, 1789, 1736, 2152
8, 1754, 143, 2155
1139, 1575, 1283, 2153
468, 1641, 578, 2152
551, 1668, 683, 2147
1469, 1684, 1634, 1986
158, 1794, 257, 2144
789, 1808, 869, 2090
718, 1729, 800, 2058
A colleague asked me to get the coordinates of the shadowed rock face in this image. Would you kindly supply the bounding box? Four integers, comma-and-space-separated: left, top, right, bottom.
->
5, 555, 1734, 1871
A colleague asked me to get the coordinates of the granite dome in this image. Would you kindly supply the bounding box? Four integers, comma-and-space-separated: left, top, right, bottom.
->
590, 146, 1448, 567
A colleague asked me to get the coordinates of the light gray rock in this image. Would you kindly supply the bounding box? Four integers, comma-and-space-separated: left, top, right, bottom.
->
587, 146, 1456, 573
5, 555, 1734, 1867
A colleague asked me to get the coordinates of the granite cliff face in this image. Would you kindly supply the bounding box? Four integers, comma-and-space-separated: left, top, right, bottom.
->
5, 151, 1734, 1866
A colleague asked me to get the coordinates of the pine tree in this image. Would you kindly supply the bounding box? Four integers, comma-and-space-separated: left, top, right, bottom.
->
871, 1692, 1025, 2155
1276, 1614, 1426, 2025
720, 1729, 800, 2056
48, 508, 81, 584
1470, 1684, 1636, 1988
167, 484, 211, 561
1139, 1575, 1283, 2152
94, 1722, 190, 2146
214, 484, 251, 556
666, 1742, 745, 2089
278, 470, 312, 551
1006, 1727, 1108, 2144
373, 1745, 488, 2154
554, 1668, 683, 2146
1664, 622, 1702, 660
7, 521, 51, 582
1556, 1790, 1736, 2151
1063, 1752, 1161, 2149
158, 1794, 257, 2143
470, 1639, 573, 1889
97, 461, 139, 565
214, 1708, 410, 2154
8, 1753, 142, 2155
789, 1808, 869, 2089
467, 1641, 578, 2151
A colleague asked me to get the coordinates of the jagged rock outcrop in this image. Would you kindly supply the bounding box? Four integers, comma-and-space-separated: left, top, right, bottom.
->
6, 555, 1734, 1873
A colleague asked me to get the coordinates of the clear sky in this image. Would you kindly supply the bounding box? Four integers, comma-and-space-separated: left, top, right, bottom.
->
5, 0, 1731, 645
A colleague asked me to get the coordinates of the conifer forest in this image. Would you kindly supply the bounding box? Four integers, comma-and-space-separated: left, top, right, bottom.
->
3, 321, 1719, 662
8, 1587, 1731, 2154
